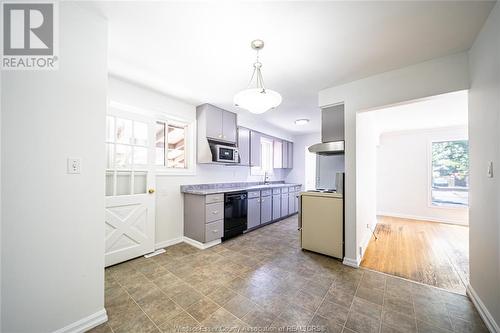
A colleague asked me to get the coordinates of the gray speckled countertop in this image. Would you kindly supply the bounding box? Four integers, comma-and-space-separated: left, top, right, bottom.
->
180, 182, 302, 195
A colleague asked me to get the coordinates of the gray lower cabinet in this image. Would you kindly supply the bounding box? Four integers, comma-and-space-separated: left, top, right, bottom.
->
184, 193, 224, 243
247, 196, 261, 229
288, 191, 295, 215
281, 193, 289, 217
261, 195, 272, 224
272, 194, 281, 220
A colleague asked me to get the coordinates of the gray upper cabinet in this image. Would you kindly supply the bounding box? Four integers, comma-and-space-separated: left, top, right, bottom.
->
282, 141, 289, 168
222, 110, 237, 143
250, 131, 261, 167
287, 141, 293, 168
197, 104, 237, 144
273, 140, 283, 169
261, 195, 272, 224
238, 127, 250, 166
247, 196, 261, 229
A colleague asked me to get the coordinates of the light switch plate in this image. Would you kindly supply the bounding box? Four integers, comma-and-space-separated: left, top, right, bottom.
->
67, 158, 81, 174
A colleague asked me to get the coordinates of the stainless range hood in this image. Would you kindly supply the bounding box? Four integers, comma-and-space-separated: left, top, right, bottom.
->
308, 104, 345, 155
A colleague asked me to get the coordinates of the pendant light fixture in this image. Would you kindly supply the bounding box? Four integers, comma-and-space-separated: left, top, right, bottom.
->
234, 39, 282, 114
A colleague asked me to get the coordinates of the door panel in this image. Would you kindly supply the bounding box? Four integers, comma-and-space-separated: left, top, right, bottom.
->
250, 131, 262, 167
222, 110, 237, 143
288, 193, 295, 215
105, 109, 156, 267
247, 197, 261, 229
281, 194, 288, 217
272, 194, 281, 220
261, 196, 272, 224
205, 105, 223, 140
238, 127, 250, 166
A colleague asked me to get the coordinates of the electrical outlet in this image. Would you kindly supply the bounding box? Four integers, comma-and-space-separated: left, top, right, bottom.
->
67, 158, 81, 174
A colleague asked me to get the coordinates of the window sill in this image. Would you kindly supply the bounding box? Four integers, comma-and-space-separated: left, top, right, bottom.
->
156, 168, 196, 176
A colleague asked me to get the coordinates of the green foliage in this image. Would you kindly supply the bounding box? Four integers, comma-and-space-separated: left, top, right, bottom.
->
432, 140, 469, 183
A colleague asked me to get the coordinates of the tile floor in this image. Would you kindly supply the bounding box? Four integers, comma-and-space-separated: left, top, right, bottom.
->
91, 216, 488, 333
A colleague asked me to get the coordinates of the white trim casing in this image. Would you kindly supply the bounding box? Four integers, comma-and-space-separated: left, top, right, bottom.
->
466, 284, 500, 333
342, 257, 360, 268
155, 237, 183, 250
183, 237, 221, 250
52, 309, 107, 333
377, 212, 469, 226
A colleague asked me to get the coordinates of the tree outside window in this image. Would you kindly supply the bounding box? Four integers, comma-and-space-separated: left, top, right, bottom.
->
431, 140, 469, 207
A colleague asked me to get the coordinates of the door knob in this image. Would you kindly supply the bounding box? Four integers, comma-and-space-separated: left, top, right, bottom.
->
148, 189, 155, 194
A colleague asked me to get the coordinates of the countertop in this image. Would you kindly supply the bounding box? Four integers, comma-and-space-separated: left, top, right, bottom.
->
300, 191, 343, 199
181, 182, 302, 195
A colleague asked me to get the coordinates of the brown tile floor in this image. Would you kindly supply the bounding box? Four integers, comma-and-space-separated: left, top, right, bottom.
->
91, 216, 488, 333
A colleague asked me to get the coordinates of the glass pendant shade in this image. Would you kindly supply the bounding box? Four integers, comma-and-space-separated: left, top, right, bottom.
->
234, 40, 282, 114
234, 88, 282, 114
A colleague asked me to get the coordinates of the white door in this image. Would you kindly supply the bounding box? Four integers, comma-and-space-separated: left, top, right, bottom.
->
105, 109, 156, 267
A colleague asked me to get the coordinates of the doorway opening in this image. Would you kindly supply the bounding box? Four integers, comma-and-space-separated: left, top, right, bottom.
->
356, 90, 469, 294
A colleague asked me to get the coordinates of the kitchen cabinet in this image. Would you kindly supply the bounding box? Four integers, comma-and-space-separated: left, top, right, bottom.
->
250, 131, 261, 167
287, 141, 293, 168
281, 193, 289, 217
197, 104, 237, 144
273, 140, 283, 168
288, 190, 295, 215
238, 127, 250, 166
282, 141, 289, 168
272, 194, 281, 220
184, 193, 224, 244
247, 196, 261, 229
294, 191, 299, 213
261, 195, 272, 224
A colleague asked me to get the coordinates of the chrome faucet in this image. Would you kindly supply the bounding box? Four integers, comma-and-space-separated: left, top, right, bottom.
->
264, 172, 270, 185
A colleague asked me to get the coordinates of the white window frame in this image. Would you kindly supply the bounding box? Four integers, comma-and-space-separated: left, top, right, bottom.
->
427, 136, 469, 210
251, 137, 274, 176
109, 100, 196, 176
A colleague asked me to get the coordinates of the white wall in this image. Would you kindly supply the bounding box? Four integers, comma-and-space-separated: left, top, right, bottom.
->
287, 132, 320, 190
109, 77, 293, 247
319, 52, 470, 265
468, 1, 500, 330
1, 3, 107, 332
377, 126, 469, 225
356, 112, 379, 260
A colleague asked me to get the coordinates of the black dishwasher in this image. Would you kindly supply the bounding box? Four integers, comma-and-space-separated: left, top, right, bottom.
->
223, 192, 247, 240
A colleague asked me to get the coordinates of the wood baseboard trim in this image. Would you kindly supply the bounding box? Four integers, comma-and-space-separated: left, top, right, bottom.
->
343, 257, 360, 268
376, 212, 468, 226
466, 284, 500, 333
155, 237, 183, 250
52, 309, 107, 333
183, 237, 221, 250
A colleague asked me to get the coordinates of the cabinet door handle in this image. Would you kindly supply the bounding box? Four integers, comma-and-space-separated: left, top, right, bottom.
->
261, 199, 265, 202
218, 134, 222, 138
212, 230, 218, 233
212, 211, 218, 214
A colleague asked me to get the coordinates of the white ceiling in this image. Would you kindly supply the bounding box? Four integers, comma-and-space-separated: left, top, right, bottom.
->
83, 1, 494, 135
372, 90, 468, 134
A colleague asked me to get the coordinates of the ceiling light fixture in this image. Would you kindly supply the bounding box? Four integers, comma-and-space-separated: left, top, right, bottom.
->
295, 119, 310, 126
234, 39, 282, 114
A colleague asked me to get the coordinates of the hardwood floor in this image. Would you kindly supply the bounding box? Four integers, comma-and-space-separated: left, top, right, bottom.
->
360, 216, 469, 294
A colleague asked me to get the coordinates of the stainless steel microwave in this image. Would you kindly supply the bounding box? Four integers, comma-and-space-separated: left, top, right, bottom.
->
212, 144, 239, 163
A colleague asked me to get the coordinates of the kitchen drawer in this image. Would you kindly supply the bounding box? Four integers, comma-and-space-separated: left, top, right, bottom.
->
261, 189, 272, 197
205, 194, 224, 204
295, 186, 301, 192
205, 220, 223, 242
205, 202, 223, 223
281, 187, 289, 193
288, 186, 295, 193
248, 191, 260, 199
272, 188, 281, 195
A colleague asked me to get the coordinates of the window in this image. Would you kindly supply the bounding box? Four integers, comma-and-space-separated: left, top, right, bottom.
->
155, 121, 188, 169
431, 140, 469, 207
252, 137, 274, 175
